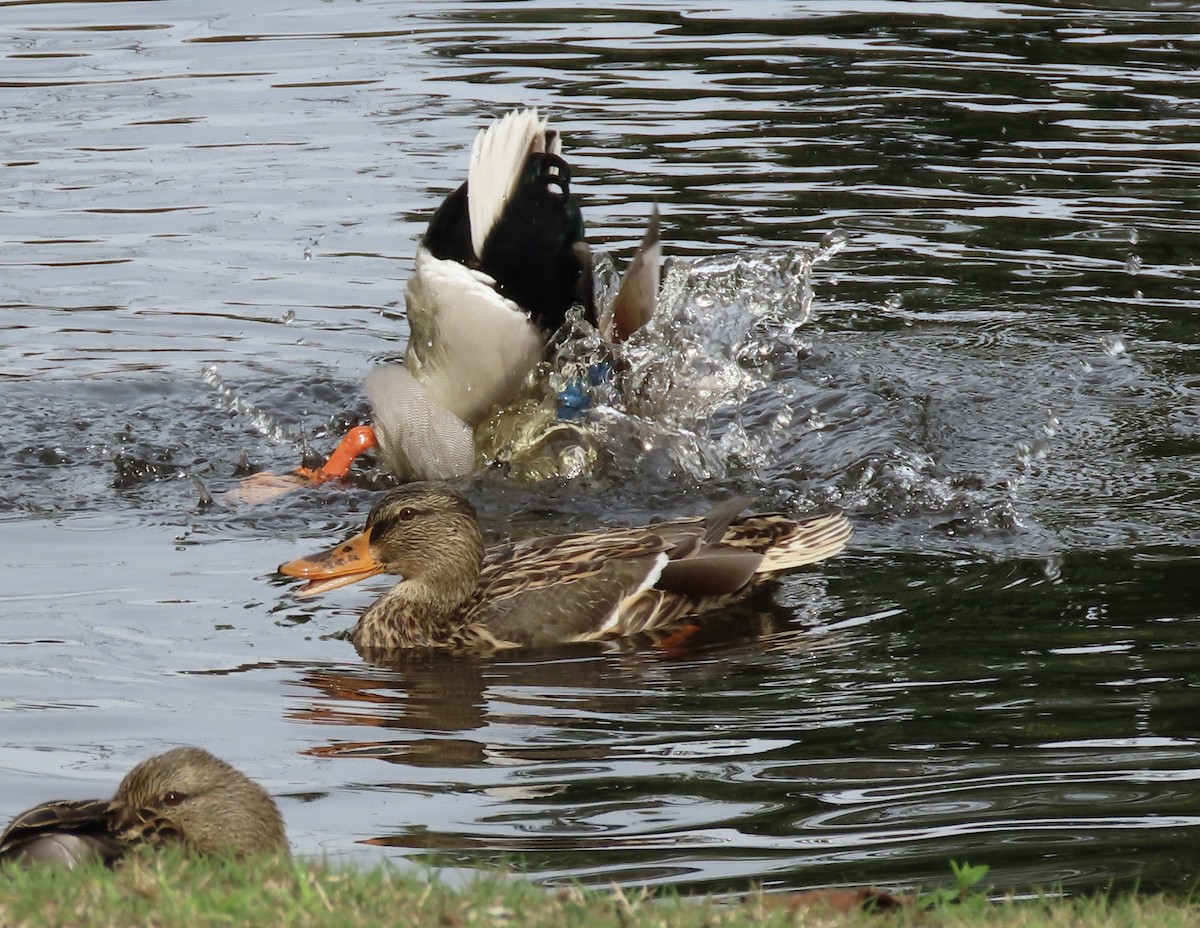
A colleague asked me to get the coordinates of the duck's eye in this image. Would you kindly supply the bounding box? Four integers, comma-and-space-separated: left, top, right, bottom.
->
163, 791, 186, 807
398, 507, 417, 522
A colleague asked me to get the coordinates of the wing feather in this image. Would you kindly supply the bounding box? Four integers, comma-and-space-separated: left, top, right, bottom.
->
405, 247, 543, 425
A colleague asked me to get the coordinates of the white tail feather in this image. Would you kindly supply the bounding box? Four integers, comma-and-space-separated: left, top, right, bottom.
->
467, 108, 548, 259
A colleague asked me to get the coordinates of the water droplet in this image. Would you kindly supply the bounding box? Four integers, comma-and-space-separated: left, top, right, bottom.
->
883, 293, 902, 312
1124, 254, 1142, 275
281, 310, 296, 325
1101, 333, 1126, 357
1126, 227, 1139, 245
816, 229, 849, 263
303, 245, 313, 261
558, 445, 587, 479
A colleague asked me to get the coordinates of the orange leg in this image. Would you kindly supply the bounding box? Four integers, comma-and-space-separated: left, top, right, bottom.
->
296, 425, 378, 482
655, 622, 702, 654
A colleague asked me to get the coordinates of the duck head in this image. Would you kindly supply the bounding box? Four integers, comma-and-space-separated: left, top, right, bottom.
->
110, 747, 288, 858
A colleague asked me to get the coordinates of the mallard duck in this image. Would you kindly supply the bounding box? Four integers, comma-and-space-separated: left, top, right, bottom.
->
301, 108, 660, 486
278, 482, 851, 653
0, 747, 288, 868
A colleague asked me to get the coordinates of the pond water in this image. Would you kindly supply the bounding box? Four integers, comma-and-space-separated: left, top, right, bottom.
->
3, 0, 1200, 897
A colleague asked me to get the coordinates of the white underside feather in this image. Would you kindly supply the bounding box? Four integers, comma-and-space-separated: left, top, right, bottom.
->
404, 246, 543, 426
365, 364, 476, 480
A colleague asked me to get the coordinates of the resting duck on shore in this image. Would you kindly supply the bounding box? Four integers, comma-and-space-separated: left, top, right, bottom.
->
301, 108, 661, 485
278, 482, 851, 655
0, 747, 288, 868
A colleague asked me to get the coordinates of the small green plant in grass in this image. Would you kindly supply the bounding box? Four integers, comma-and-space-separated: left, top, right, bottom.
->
917, 860, 992, 911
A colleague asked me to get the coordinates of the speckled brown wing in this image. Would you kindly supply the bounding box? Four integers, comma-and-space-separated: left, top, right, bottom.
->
0, 798, 123, 868
477, 527, 673, 599
467, 528, 675, 646
463, 510, 850, 646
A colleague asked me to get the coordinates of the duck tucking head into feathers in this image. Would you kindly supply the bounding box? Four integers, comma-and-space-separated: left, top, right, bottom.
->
0, 747, 289, 869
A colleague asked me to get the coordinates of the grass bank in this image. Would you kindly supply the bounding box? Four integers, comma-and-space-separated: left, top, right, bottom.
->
2, 853, 1197, 928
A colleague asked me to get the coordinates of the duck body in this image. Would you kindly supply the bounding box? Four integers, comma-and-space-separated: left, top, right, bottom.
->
419, 135, 594, 334
279, 482, 852, 654
364, 109, 656, 483
0, 747, 288, 868
242, 110, 659, 500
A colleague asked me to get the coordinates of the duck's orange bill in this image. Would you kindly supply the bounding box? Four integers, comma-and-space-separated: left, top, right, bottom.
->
278, 531, 383, 598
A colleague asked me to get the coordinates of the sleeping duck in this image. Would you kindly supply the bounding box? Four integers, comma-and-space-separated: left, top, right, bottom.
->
302, 108, 661, 485
0, 747, 288, 868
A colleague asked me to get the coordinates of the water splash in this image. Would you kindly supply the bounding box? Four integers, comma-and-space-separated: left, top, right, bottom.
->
478, 247, 828, 482
202, 366, 302, 447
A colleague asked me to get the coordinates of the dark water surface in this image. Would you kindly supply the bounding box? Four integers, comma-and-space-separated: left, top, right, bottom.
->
4, 0, 1200, 896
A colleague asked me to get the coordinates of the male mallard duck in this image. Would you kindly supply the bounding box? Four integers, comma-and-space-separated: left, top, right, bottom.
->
0, 747, 288, 868
278, 482, 851, 653
301, 109, 660, 486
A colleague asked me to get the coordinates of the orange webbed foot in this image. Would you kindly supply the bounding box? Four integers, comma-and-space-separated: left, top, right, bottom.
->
295, 425, 378, 482
225, 425, 379, 504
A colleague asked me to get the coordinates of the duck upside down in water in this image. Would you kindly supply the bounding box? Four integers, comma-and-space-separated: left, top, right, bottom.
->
278, 482, 851, 654
299, 109, 661, 486
0, 747, 288, 868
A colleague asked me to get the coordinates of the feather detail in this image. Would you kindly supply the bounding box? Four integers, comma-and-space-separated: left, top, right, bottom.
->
365, 364, 475, 481
602, 206, 662, 342
573, 551, 669, 641
403, 247, 543, 426
754, 512, 852, 573
467, 108, 548, 259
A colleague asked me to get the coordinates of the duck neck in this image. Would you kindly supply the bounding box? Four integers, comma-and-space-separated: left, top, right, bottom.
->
352, 534, 484, 650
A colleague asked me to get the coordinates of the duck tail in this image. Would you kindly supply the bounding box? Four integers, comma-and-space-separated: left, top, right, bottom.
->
756, 513, 852, 574
468, 108, 549, 259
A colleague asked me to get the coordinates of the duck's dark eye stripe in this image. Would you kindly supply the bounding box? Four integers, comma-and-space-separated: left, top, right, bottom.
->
371, 509, 418, 539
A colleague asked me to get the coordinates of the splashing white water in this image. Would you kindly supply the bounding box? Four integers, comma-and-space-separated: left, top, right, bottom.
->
202, 366, 300, 446
481, 243, 837, 482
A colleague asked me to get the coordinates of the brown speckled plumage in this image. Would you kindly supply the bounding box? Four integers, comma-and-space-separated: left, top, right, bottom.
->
0, 747, 288, 868
280, 482, 852, 655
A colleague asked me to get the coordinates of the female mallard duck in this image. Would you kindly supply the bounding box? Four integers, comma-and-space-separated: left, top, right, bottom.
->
278, 482, 851, 653
0, 747, 288, 868
301, 109, 660, 486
